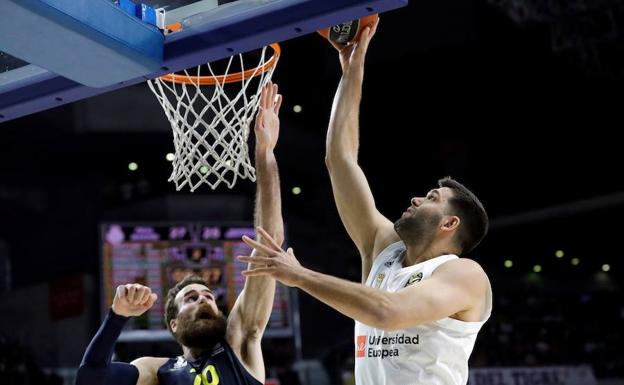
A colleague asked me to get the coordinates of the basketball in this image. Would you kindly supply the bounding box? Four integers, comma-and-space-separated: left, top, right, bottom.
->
318, 14, 379, 45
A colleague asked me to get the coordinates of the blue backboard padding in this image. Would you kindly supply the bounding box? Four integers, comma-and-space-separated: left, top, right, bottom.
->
0, 0, 163, 88
0, 0, 407, 122
165, 0, 408, 74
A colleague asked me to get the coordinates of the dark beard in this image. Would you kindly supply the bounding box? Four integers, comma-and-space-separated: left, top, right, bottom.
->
394, 210, 442, 247
174, 308, 228, 350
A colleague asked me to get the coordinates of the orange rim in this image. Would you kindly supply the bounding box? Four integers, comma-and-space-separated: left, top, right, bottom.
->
160, 43, 281, 85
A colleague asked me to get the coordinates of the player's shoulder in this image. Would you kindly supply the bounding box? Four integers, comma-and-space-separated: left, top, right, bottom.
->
434, 257, 488, 283
131, 357, 171, 385
131, 356, 170, 370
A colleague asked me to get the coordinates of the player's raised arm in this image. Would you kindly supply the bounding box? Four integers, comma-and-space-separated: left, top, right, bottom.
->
324, 19, 397, 280
226, 82, 284, 383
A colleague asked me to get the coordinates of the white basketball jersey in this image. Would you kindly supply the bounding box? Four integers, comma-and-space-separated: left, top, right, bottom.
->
354, 241, 492, 385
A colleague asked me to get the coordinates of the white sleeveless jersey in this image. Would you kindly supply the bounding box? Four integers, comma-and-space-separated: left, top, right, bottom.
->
354, 241, 492, 385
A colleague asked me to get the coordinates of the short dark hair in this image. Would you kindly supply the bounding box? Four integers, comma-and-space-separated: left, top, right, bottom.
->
438, 177, 489, 254
164, 275, 209, 332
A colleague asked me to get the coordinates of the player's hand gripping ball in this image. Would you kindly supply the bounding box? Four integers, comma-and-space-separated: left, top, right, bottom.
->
318, 14, 379, 45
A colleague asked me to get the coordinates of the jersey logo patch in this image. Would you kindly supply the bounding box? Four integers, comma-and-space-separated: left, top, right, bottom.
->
404, 272, 423, 287
374, 273, 386, 288
356, 335, 367, 357
171, 356, 188, 370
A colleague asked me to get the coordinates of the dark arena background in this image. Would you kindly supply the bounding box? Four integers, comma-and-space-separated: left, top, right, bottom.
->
1, 0, 623, 384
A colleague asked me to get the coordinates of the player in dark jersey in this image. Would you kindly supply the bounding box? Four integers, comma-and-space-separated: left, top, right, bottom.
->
76, 82, 285, 385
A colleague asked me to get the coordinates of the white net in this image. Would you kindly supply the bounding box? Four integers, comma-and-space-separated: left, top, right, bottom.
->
148, 45, 278, 191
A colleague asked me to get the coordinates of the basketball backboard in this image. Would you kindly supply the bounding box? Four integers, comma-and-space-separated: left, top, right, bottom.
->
0, 0, 408, 122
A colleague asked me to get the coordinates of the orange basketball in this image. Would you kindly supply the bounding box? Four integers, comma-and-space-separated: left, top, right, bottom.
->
318, 14, 378, 45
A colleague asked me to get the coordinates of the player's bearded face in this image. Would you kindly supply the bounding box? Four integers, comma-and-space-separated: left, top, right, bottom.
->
174, 303, 227, 349
394, 207, 443, 246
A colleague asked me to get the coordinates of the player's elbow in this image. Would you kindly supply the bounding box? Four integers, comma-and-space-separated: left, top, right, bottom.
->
325, 154, 335, 170
325, 153, 356, 172
325, 144, 349, 168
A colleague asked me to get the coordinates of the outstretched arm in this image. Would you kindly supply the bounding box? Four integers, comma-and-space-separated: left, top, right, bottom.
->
324, 19, 397, 281
239, 233, 488, 330
226, 82, 284, 382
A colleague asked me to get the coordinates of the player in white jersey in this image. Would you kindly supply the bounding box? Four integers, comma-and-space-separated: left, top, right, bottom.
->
237, 19, 491, 385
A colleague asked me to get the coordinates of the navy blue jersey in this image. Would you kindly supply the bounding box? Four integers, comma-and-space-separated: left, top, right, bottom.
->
157, 341, 262, 385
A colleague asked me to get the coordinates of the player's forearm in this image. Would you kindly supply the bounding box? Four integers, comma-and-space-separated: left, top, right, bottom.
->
254, 149, 284, 244
296, 267, 393, 330
236, 275, 275, 338
81, 309, 127, 366
239, 149, 282, 334
326, 68, 364, 165
77, 310, 139, 385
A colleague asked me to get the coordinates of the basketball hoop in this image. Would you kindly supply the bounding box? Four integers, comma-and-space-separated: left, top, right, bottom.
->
148, 43, 281, 192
